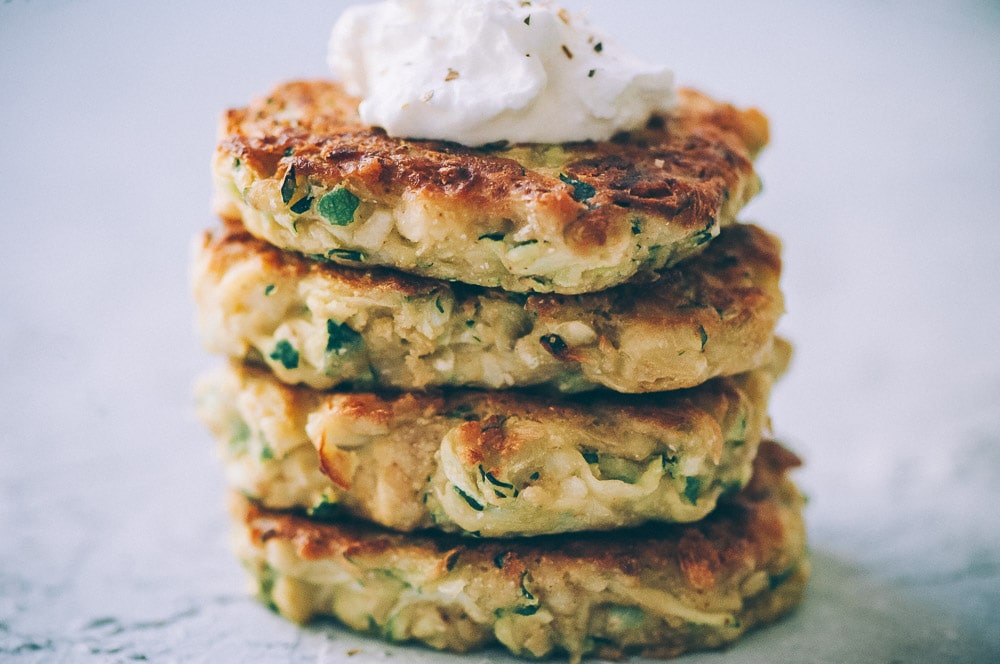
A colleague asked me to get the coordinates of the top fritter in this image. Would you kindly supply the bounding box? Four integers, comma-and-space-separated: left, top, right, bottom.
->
213, 80, 768, 294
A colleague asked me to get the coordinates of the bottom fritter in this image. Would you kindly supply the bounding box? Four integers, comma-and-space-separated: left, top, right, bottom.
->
230, 440, 808, 663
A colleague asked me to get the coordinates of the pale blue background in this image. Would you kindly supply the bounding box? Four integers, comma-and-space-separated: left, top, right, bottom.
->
1, 1, 998, 661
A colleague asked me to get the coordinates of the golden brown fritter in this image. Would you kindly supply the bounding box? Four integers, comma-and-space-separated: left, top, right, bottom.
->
213, 80, 768, 294
196, 342, 787, 537
192, 221, 783, 393
231, 440, 807, 662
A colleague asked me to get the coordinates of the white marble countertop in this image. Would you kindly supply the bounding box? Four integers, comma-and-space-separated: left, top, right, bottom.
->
2, 1, 998, 662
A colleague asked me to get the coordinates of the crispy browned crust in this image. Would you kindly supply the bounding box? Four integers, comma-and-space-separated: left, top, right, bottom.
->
218, 79, 766, 255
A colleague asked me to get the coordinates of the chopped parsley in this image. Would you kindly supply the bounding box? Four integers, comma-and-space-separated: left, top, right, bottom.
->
769, 566, 798, 590
514, 605, 539, 616
683, 476, 701, 504
520, 572, 535, 600
308, 500, 342, 521
269, 340, 299, 370
693, 218, 716, 245
326, 319, 362, 354
327, 248, 365, 263
318, 186, 360, 225
661, 454, 678, 479
453, 485, 484, 511
699, 325, 708, 351
480, 466, 515, 490
559, 173, 596, 202
289, 194, 313, 214
264, 284, 275, 296
444, 550, 460, 571
280, 166, 297, 204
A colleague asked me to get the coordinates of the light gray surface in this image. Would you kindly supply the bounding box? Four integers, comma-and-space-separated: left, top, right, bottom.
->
1, 1, 998, 662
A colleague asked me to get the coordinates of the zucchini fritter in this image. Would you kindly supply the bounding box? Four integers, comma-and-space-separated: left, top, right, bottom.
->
213, 80, 768, 294
197, 342, 787, 537
193, 221, 783, 393
232, 440, 807, 662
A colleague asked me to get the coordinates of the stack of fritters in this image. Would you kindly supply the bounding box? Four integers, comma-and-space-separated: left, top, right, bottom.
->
193, 80, 807, 662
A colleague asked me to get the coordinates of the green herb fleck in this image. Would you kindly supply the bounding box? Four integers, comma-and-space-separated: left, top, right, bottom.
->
514, 605, 539, 616
228, 419, 251, 454
269, 340, 299, 370
494, 551, 510, 569
478, 232, 506, 242
318, 186, 360, 225
684, 476, 702, 504
309, 500, 342, 521
631, 218, 643, 235
520, 572, 534, 600
530, 471, 540, 481
693, 218, 716, 245
720, 480, 743, 497
326, 319, 362, 354
280, 166, 297, 204
283, 147, 294, 157
264, 284, 275, 296
444, 550, 460, 571
559, 173, 596, 202
769, 566, 797, 590
435, 297, 445, 314
593, 41, 603, 53
661, 454, 678, 478
698, 325, 708, 351
480, 466, 515, 490
232, 157, 241, 169
260, 444, 275, 461
327, 248, 366, 262
582, 451, 599, 464
453, 486, 484, 511
289, 195, 313, 214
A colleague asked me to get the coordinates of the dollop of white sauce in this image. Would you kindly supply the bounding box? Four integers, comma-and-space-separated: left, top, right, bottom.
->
329, 0, 676, 145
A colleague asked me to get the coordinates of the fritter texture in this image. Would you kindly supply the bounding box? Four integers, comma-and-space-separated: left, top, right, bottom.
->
213, 80, 768, 294
197, 343, 787, 537
232, 440, 807, 663
192, 221, 783, 393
